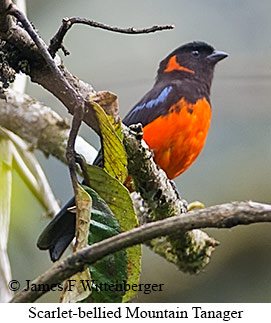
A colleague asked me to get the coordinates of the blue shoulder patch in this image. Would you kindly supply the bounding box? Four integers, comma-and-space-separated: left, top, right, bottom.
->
132, 86, 173, 114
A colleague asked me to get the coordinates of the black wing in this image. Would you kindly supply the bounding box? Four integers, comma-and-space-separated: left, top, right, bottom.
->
123, 83, 177, 127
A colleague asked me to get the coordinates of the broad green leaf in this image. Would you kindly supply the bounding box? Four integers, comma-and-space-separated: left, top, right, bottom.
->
82, 186, 127, 303
86, 165, 141, 302
90, 101, 127, 183
60, 184, 92, 303
87, 97, 141, 302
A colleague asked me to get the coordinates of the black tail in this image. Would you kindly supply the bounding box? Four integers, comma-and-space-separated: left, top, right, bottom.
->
37, 197, 76, 261
37, 149, 104, 262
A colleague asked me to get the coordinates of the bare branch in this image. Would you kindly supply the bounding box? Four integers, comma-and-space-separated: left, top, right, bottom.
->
49, 17, 174, 56
10, 200, 271, 303
0, 88, 97, 164
131, 192, 218, 273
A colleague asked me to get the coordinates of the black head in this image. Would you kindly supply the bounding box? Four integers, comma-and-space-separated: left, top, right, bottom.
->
157, 41, 228, 87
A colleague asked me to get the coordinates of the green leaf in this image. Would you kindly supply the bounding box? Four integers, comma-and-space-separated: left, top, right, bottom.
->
90, 101, 127, 183
86, 165, 142, 302
87, 98, 141, 302
82, 186, 128, 303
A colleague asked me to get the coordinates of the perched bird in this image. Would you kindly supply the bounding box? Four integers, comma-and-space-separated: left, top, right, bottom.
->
37, 41, 228, 261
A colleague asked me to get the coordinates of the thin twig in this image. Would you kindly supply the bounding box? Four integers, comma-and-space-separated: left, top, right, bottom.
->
10, 200, 271, 303
49, 17, 174, 56
66, 109, 85, 194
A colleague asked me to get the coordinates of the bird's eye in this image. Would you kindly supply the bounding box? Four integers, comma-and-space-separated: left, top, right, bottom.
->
192, 50, 200, 57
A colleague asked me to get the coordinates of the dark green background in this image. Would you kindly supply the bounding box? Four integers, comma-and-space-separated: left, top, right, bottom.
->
8, 0, 271, 302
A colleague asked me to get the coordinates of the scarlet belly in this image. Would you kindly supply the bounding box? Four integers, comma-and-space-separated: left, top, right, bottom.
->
142, 97, 212, 179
